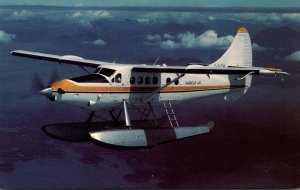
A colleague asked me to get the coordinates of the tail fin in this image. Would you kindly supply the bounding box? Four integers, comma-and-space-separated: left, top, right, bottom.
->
212, 27, 252, 68
213, 27, 253, 102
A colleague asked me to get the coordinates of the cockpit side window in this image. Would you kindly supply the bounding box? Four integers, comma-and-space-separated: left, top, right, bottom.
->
98, 68, 116, 77
114, 73, 122, 83
94, 68, 101, 73
166, 77, 171, 84
71, 74, 109, 83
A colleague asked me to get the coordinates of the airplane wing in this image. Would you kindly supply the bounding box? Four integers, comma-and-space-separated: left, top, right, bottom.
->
11, 50, 288, 75
135, 65, 288, 100
11, 50, 108, 68
132, 65, 289, 75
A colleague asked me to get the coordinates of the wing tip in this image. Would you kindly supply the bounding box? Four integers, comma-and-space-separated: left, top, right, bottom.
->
11, 50, 18, 55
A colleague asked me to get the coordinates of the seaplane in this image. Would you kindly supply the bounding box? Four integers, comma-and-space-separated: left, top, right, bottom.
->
11, 27, 288, 147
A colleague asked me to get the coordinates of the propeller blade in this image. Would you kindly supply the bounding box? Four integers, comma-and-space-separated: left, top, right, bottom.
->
32, 72, 45, 91
21, 71, 60, 99
48, 70, 60, 86
20, 72, 45, 99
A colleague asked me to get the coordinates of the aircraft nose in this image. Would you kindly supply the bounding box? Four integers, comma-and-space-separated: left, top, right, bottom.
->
39, 87, 52, 96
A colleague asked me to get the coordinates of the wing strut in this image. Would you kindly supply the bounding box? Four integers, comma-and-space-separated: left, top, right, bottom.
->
79, 65, 91, 74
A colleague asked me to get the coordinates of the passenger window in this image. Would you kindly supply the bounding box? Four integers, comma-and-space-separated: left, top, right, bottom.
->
114, 73, 122, 83
153, 76, 158, 84
130, 76, 135, 84
166, 78, 171, 84
175, 79, 179, 85
137, 76, 143, 84
145, 76, 151, 84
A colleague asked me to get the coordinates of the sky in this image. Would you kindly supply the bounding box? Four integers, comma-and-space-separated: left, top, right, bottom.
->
0, 3, 299, 189
0, 0, 299, 8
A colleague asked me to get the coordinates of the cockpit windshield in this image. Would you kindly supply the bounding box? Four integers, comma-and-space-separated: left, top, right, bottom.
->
94, 68, 116, 77
71, 74, 109, 83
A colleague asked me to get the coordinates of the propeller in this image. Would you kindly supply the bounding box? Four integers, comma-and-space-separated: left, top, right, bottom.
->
48, 70, 60, 87
31, 70, 60, 92
32, 72, 46, 92
20, 70, 60, 99
20, 70, 61, 100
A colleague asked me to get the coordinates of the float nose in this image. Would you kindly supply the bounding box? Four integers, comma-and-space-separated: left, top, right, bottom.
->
39, 87, 52, 96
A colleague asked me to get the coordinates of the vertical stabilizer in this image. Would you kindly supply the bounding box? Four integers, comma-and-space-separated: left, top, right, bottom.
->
214, 27, 253, 102
212, 27, 252, 68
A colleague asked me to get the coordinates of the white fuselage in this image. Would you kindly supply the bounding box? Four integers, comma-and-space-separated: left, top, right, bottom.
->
49, 65, 245, 110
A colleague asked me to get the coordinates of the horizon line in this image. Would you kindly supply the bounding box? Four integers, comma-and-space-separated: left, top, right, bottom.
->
0, 5, 299, 13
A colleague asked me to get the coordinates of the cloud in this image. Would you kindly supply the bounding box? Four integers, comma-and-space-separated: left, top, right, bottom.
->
180, 30, 234, 49
92, 38, 107, 46
160, 40, 180, 49
145, 31, 267, 51
72, 10, 110, 20
163, 34, 174, 39
5, 10, 40, 20
208, 16, 216, 21
1, 8, 300, 27
139, 12, 300, 25
145, 30, 234, 49
252, 43, 266, 51
0, 30, 16, 42
2, 9, 112, 27
284, 50, 300, 62
129, 12, 300, 25
146, 34, 161, 41
83, 38, 107, 46
70, 10, 111, 27
139, 12, 208, 24
240, 13, 300, 25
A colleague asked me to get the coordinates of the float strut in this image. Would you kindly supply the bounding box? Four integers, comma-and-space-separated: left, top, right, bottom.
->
109, 109, 123, 122
123, 100, 131, 128
86, 111, 96, 123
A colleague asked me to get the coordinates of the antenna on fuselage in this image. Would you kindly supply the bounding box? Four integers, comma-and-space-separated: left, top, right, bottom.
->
113, 58, 117, 64
153, 56, 160, 65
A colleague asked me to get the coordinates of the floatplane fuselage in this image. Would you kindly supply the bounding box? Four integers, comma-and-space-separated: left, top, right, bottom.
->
45, 64, 244, 110
11, 27, 288, 147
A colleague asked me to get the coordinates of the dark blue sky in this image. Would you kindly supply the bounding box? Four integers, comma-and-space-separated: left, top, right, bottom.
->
0, 5, 299, 188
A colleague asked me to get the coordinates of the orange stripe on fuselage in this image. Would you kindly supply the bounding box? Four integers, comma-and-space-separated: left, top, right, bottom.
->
51, 80, 244, 93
